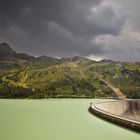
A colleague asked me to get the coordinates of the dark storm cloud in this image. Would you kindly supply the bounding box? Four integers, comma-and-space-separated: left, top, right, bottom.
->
0, 0, 102, 35
0, 0, 129, 59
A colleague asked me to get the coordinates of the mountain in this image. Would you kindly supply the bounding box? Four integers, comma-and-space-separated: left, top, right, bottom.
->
36, 55, 59, 64
0, 42, 140, 99
0, 42, 36, 62
60, 56, 87, 61
16, 53, 36, 62
0, 43, 61, 68
0, 43, 17, 60
0, 43, 96, 68
98, 59, 116, 63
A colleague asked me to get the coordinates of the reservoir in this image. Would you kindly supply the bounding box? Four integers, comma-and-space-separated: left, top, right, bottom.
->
0, 99, 139, 140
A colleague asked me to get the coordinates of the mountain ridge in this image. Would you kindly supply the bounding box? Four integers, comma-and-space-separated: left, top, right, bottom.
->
0, 42, 117, 64
0, 42, 140, 99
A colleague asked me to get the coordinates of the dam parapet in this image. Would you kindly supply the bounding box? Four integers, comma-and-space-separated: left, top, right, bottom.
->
89, 100, 140, 132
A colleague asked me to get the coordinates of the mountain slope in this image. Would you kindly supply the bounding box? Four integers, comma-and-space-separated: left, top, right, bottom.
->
0, 43, 61, 69
0, 43, 140, 99
0, 43, 17, 60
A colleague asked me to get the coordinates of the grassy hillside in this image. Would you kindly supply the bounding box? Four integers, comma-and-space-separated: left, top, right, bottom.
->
0, 60, 116, 98
0, 59, 140, 99
0, 43, 140, 99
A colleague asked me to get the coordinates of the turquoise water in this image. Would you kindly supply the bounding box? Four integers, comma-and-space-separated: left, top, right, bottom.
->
0, 99, 139, 140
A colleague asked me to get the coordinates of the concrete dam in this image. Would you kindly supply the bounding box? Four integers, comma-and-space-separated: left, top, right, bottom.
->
89, 100, 140, 132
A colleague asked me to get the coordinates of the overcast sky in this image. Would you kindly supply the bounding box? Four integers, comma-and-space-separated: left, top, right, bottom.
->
0, 0, 140, 61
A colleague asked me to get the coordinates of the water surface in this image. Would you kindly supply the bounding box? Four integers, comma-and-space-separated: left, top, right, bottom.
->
0, 99, 139, 140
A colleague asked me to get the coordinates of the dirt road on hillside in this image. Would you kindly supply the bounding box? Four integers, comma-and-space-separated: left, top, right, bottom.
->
100, 79, 126, 100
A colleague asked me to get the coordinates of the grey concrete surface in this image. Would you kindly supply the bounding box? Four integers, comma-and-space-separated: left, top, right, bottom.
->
94, 100, 140, 121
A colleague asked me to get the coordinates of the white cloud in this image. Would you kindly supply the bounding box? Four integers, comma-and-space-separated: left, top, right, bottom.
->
87, 55, 104, 61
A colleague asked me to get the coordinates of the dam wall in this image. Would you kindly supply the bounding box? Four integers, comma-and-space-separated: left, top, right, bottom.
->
89, 100, 140, 132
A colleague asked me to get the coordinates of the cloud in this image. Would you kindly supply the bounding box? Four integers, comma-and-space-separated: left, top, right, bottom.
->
0, 0, 139, 61
93, 30, 140, 61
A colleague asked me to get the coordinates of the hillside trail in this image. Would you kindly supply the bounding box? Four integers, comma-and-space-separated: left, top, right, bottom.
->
18, 72, 29, 88
100, 79, 126, 100
21, 72, 28, 83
